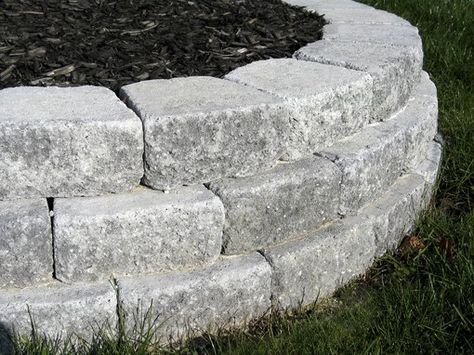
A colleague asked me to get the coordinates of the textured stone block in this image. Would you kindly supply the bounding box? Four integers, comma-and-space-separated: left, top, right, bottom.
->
0, 281, 116, 339
0, 86, 143, 200
226, 59, 374, 159
323, 23, 421, 48
316, 73, 437, 215
289, 0, 411, 26
382, 73, 438, 171
264, 158, 441, 309
208, 156, 341, 254
263, 218, 377, 309
54, 186, 224, 282
322, 8, 411, 26
295, 40, 423, 120
119, 253, 272, 342
414, 141, 442, 189
360, 174, 427, 257
120, 77, 290, 190
283, 0, 372, 11
0, 199, 52, 289
316, 122, 407, 215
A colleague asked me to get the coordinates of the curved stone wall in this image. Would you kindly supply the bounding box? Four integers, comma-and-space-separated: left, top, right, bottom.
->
0, 0, 441, 344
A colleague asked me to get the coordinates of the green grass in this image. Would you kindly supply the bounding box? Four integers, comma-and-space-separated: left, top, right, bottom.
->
4, 0, 474, 353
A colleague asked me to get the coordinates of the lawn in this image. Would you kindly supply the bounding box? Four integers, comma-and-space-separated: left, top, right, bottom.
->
7, 0, 474, 353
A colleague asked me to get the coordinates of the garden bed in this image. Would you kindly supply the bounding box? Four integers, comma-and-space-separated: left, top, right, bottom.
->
0, 0, 325, 92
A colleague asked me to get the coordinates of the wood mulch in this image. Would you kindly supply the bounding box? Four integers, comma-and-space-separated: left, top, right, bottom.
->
0, 0, 325, 92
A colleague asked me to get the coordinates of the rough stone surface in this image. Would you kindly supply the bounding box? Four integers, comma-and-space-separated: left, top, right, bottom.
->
208, 156, 341, 254
323, 8, 410, 26
119, 253, 272, 342
414, 141, 443, 189
263, 146, 442, 309
360, 174, 428, 257
316, 74, 437, 215
54, 186, 225, 283
120, 77, 290, 190
295, 40, 423, 120
286, 0, 411, 26
323, 23, 421, 48
283, 0, 372, 11
316, 123, 407, 215
225, 58, 374, 159
0, 281, 116, 339
383, 72, 438, 170
0, 199, 52, 289
263, 218, 377, 309
0, 86, 144, 200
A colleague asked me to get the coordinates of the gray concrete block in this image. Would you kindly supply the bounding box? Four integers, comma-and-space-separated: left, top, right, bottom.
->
263, 218, 377, 309
295, 40, 423, 120
0, 281, 116, 339
208, 156, 341, 254
120, 77, 290, 190
317, 74, 437, 215
225, 59, 374, 159
54, 186, 224, 283
292, 0, 411, 27
323, 23, 421, 48
384, 74, 438, 170
0, 86, 143, 200
414, 141, 442, 189
264, 159, 440, 309
360, 174, 427, 256
0, 199, 52, 289
283, 0, 372, 11
316, 123, 407, 215
323, 9, 411, 26
119, 253, 272, 342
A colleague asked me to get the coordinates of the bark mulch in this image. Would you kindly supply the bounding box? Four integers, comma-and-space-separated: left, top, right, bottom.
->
0, 0, 325, 92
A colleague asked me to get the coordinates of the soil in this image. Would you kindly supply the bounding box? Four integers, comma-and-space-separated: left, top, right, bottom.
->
0, 0, 325, 92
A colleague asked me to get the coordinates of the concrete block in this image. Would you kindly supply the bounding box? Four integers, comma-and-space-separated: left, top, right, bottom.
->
414, 141, 442, 189
226, 59, 374, 159
263, 218, 377, 309
292, 0, 411, 26
0, 281, 116, 339
323, 23, 421, 48
283, 0, 372, 11
295, 40, 423, 120
316, 123, 407, 215
285, 0, 410, 26
360, 174, 427, 256
54, 186, 225, 283
316, 73, 437, 216
0, 86, 143, 200
384, 74, 438, 170
119, 253, 272, 342
208, 156, 341, 254
120, 77, 290, 190
264, 164, 440, 309
325, 9, 411, 26
0, 199, 52, 289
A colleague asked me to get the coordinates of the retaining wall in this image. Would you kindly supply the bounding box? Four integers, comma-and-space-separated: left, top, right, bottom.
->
0, 0, 441, 344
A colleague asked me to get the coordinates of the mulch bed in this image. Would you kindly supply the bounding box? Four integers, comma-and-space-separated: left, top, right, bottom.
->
0, 0, 325, 92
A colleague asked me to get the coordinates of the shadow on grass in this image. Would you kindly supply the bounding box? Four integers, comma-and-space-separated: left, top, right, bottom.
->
0, 322, 14, 355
